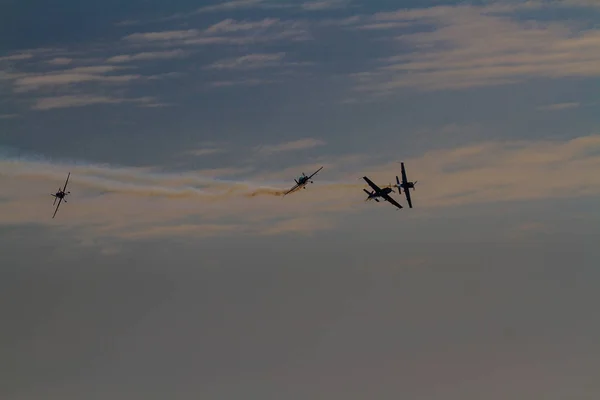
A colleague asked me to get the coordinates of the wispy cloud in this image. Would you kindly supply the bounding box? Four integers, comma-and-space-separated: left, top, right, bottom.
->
362, 134, 600, 208
185, 148, 224, 157
123, 18, 310, 46
2, 134, 600, 241
302, 0, 350, 11
356, 22, 411, 30
206, 52, 314, 71
106, 49, 188, 64
255, 138, 326, 154
195, 0, 266, 14
349, 2, 600, 95
123, 29, 200, 42
0, 114, 20, 119
114, 19, 141, 27
206, 52, 285, 69
537, 102, 580, 111
0, 53, 33, 62
207, 78, 280, 87
12, 65, 140, 93
45, 57, 73, 66
205, 18, 282, 34
32, 95, 154, 110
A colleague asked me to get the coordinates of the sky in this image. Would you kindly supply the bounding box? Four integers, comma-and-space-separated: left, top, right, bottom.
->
1, 0, 600, 399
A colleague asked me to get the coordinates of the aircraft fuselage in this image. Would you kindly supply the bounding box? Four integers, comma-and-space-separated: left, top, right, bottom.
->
397, 182, 415, 192
368, 187, 393, 199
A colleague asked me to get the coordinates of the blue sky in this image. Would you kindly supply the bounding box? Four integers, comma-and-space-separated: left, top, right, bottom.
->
2, 1, 600, 399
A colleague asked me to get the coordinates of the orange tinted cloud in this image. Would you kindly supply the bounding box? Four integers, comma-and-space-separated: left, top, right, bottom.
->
1, 134, 599, 240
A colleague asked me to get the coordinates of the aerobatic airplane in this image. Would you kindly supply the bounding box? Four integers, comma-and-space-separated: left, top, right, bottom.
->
394, 162, 417, 208
51, 172, 71, 219
283, 166, 323, 196
362, 176, 403, 210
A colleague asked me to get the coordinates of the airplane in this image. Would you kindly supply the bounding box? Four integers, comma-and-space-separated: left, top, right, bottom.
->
394, 162, 417, 208
283, 166, 323, 196
362, 176, 403, 210
51, 172, 71, 219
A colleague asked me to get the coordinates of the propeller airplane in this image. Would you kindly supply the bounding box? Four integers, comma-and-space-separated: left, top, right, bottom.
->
394, 162, 417, 208
283, 166, 323, 196
51, 172, 71, 219
362, 176, 403, 210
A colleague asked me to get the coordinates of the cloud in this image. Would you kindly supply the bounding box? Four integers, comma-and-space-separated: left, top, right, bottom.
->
32, 95, 154, 110
205, 52, 314, 71
12, 65, 141, 92
2, 62, 176, 109
114, 19, 141, 27
356, 22, 411, 30
204, 17, 282, 34
0, 53, 33, 62
255, 138, 327, 154
0, 114, 19, 119
349, 2, 600, 95
302, 0, 350, 11
123, 30, 200, 42
2, 134, 600, 242
106, 50, 188, 64
205, 53, 285, 70
46, 57, 73, 66
0, 152, 351, 240
552, 0, 600, 8
207, 78, 281, 87
537, 102, 580, 111
195, 0, 266, 13
185, 148, 224, 157
123, 18, 310, 46
362, 134, 600, 208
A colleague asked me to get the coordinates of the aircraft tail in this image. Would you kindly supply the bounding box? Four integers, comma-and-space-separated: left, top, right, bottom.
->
395, 176, 402, 193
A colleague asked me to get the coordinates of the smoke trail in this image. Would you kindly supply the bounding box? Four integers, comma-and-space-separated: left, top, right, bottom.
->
0, 150, 367, 202
244, 188, 286, 197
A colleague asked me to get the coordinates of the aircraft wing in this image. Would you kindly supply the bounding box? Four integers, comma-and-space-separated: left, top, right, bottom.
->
401, 162, 408, 185
52, 197, 63, 219
306, 166, 323, 180
362, 176, 382, 193
381, 192, 403, 209
404, 185, 413, 208
63, 172, 70, 192
283, 183, 301, 196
